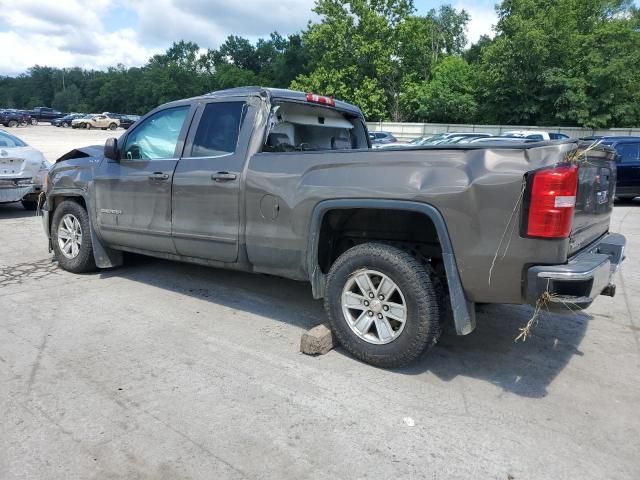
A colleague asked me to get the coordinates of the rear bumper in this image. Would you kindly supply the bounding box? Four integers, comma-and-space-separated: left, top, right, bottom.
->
0, 179, 37, 203
526, 232, 626, 310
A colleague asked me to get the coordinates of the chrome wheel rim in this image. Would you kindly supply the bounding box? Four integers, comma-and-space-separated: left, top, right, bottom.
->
57, 214, 83, 259
341, 269, 407, 345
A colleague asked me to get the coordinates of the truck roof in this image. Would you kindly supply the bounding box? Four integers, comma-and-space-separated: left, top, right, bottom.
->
178, 86, 365, 117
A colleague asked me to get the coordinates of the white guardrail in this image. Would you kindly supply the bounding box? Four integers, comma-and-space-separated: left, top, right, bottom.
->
366, 122, 640, 142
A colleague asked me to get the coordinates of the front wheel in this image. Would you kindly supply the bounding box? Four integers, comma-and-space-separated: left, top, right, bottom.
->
324, 243, 441, 368
51, 200, 96, 273
7, 120, 18, 128
84, 123, 92, 130
108, 123, 117, 130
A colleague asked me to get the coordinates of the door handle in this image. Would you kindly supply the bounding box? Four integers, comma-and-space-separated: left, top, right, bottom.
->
149, 172, 169, 181
211, 172, 237, 182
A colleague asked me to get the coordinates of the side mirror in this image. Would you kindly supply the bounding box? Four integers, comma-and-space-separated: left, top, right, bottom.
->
104, 137, 118, 160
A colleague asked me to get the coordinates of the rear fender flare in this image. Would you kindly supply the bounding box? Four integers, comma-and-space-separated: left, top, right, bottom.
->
306, 199, 476, 335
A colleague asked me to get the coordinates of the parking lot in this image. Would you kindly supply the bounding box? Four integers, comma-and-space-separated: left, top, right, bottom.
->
1, 126, 639, 479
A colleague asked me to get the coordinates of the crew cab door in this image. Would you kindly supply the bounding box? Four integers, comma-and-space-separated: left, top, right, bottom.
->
93, 104, 193, 252
614, 142, 640, 196
171, 99, 253, 262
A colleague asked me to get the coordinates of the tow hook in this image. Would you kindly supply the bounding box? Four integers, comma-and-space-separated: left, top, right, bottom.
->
601, 284, 616, 298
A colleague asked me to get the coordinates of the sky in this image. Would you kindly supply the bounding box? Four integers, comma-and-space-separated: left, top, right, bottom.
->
0, 0, 499, 76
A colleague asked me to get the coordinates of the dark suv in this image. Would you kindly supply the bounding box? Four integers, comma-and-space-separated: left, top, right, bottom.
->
53, 113, 85, 128
595, 137, 640, 201
0, 110, 26, 127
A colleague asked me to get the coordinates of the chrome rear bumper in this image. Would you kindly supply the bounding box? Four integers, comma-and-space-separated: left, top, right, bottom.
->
526, 233, 626, 309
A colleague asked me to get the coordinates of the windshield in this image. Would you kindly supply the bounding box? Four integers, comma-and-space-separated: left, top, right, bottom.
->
0, 131, 27, 147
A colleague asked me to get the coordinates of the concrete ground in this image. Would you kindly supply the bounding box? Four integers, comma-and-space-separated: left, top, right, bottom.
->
1, 126, 639, 480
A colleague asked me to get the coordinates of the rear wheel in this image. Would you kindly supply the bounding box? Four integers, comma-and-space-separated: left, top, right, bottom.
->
84, 123, 92, 130
31, 119, 38, 125
21, 200, 37, 210
7, 119, 18, 128
51, 200, 96, 273
324, 243, 440, 368
108, 123, 117, 130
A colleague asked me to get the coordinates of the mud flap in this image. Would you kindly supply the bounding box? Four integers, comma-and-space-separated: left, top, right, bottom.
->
90, 224, 123, 268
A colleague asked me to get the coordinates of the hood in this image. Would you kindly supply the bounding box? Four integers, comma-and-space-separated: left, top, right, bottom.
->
56, 145, 103, 163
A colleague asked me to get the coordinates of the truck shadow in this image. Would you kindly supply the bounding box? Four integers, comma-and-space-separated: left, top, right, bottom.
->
101, 254, 588, 399
401, 304, 588, 398
0, 203, 36, 219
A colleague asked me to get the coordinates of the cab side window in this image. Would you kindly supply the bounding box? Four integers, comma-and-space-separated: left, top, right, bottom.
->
616, 143, 640, 164
190, 102, 245, 157
123, 106, 189, 160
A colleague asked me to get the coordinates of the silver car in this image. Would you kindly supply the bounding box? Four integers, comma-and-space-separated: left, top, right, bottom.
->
0, 129, 51, 209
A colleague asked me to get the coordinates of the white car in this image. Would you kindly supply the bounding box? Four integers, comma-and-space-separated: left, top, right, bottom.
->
376, 132, 492, 149
71, 114, 120, 130
0, 129, 51, 210
503, 130, 570, 141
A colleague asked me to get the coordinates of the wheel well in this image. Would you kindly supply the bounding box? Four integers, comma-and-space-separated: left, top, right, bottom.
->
48, 195, 87, 231
51, 195, 86, 212
317, 208, 443, 274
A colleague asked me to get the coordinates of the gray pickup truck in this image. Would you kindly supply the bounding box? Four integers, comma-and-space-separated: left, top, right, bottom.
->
41, 87, 626, 367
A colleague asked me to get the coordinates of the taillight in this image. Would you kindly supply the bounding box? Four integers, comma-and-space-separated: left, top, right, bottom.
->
306, 93, 336, 107
524, 164, 578, 238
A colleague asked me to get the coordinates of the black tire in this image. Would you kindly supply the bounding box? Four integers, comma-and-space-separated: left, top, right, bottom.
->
108, 123, 117, 130
21, 200, 37, 210
63, 122, 69, 128
324, 243, 441, 368
51, 200, 97, 273
7, 119, 18, 128
31, 118, 38, 125
85, 123, 92, 130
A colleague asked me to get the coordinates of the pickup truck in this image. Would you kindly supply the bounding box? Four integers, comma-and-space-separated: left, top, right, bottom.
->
41, 87, 626, 367
29, 107, 65, 125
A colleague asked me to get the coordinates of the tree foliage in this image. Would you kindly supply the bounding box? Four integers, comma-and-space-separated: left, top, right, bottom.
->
0, 0, 638, 127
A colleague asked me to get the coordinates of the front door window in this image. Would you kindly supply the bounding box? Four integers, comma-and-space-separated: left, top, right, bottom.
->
123, 106, 189, 160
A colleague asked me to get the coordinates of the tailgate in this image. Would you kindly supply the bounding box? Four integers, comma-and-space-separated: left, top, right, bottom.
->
568, 145, 617, 256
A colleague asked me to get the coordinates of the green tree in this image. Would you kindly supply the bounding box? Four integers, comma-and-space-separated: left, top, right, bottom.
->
52, 84, 81, 111
401, 56, 478, 123
479, 0, 640, 127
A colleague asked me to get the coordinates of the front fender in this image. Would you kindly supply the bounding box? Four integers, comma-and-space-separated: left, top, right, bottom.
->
44, 189, 123, 269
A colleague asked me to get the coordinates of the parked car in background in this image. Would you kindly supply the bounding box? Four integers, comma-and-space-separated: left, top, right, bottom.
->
377, 132, 492, 148
0, 129, 50, 209
72, 114, 120, 130
0, 110, 26, 128
119, 115, 140, 130
504, 130, 571, 141
29, 107, 66, 125
437, 134, 493, 144
470, 136, 538, 144
53, 113, 85, 128
594, 136, 640, 202
369, 131, 397, 146
17, 110, 33, 126
376, 135, 434, 149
